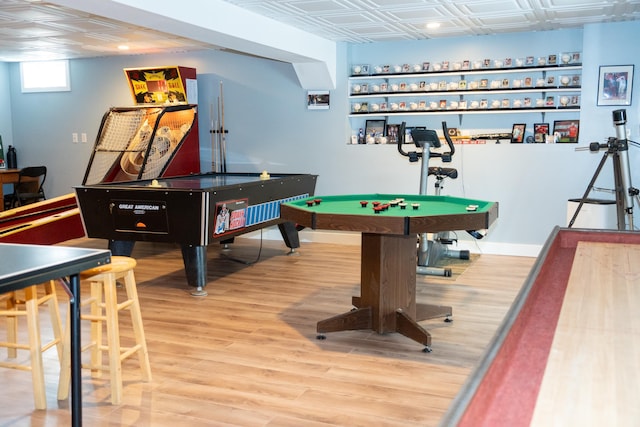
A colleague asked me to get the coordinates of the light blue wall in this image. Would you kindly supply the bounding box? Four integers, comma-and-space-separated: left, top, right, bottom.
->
2, 21, 639, 254
1, 62, 14, 196
0, 63, 12, 143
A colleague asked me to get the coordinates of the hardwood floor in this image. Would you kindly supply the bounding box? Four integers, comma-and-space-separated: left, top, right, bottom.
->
0, 236, 535, 426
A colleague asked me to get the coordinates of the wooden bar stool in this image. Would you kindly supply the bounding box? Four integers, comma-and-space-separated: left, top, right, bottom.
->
0, 281, 64, 409
58, 256, 151, 405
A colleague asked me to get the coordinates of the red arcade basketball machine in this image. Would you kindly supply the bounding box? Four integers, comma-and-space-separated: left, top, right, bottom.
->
82, 66, 201, 185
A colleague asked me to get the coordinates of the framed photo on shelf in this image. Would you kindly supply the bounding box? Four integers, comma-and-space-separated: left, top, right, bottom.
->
597, 65, 634, 106
404, 126, 427, 144
511, 123, 526, 143
365, 119, 386, 137
534, 123, 549, 143
553, 120, 580, 143
386, 124, 400, 143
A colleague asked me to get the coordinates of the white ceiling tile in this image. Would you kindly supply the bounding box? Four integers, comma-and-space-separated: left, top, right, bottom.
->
0, 0, 637, 61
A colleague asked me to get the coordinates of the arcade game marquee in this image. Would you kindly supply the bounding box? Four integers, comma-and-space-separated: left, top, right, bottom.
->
75, 66, 317, 295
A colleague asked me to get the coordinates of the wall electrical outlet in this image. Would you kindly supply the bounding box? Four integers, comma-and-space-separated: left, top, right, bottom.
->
81, 133, 87, 143
72, 133, 78, 143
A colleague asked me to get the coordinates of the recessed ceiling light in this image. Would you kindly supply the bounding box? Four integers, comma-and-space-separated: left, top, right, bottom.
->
118, 45, 130, 51
426, 22, 441, 30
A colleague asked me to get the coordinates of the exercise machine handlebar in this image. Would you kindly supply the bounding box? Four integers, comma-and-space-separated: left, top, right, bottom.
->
397, 121, 455, 162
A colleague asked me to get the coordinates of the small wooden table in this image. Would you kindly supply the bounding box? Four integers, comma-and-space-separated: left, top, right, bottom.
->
0, 169, 38, 212
0, 169, 21, 211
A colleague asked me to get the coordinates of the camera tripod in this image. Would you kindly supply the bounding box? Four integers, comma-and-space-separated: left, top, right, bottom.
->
569, 109, 639, 231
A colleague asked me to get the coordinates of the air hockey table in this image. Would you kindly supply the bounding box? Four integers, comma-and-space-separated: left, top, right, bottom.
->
75, 172, 317, 295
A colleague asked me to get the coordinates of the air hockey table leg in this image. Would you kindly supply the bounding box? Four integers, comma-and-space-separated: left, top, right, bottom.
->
109, 239, 135, 256
181, 245, 208, 296
278, 221, 301, 255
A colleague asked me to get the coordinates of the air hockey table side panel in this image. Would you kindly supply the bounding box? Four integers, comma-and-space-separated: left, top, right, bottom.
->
75, 173, 317, 246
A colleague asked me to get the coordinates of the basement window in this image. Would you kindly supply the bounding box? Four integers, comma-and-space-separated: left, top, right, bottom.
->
20, 60, 71, 93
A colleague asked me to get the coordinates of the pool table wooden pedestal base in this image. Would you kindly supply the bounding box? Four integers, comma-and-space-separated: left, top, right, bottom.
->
316, 233, 452, 351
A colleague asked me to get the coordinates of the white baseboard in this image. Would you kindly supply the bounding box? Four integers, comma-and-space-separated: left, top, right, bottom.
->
239, 227, 542, 258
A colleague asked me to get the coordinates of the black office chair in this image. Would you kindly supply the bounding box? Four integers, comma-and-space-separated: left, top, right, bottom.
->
7, 166, 47, 208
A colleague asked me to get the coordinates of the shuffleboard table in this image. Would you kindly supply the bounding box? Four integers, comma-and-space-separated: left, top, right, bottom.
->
280, 193, 498, 351
440, 227, 640, 426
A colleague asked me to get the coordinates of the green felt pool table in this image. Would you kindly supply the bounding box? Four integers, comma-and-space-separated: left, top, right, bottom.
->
280, 194, 499, 352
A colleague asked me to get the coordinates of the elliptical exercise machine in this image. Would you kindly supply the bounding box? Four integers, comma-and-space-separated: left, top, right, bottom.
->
397, 121, 472, 277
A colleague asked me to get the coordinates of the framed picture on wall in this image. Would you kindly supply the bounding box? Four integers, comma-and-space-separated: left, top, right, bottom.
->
365, 119, 386, 137
511, 123, 526, 143
307, 90, 330, 110
534, 123, 549, 143
553, 120, 580, 143
597, 65, 634, 106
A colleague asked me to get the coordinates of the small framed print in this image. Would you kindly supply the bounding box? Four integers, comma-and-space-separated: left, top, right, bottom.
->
0, 142, 5, 169
386, 124, 400, 143
307, 91, 330, 110
365, 119, 386, 137
553, 120, 580, 143
447, 127, 460, 137
598, 65, 634, 106
534, 123, 549, 143
511, 124, 526, 143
